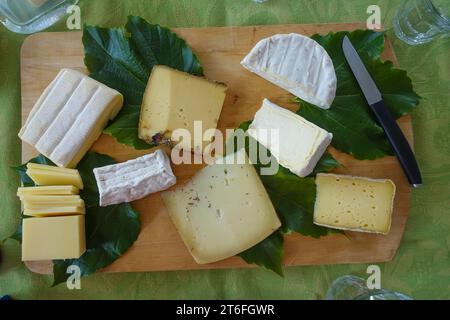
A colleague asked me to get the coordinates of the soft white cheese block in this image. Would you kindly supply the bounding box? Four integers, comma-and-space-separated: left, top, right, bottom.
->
19, 69, 124, 168
241, 33, 337, 109
161, 149, 281, 264
247, 99, 333, 177
313, 173, 396, 234
93, 149, 176, 206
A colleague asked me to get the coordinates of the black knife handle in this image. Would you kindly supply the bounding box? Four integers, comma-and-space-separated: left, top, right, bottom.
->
371, 100, 422, 187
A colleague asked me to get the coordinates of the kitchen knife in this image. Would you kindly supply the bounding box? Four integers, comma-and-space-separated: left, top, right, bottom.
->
342, 35, 422, 187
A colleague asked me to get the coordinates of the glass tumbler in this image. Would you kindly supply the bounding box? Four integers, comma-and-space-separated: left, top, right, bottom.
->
393, 0, 450, 45
0, 0, 79, 34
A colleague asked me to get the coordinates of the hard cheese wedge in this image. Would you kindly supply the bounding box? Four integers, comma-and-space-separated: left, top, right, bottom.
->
17, 185, 79, 197
24, 206, 85, 217
313, 173, 396, 234
22, 215, 86, 261
139, 65, 227, 153
248, 99, 332, 177
19, 68, 123, 168
161, 149, 281, 264
26, 163, 83, 189
94, 149, 176, 207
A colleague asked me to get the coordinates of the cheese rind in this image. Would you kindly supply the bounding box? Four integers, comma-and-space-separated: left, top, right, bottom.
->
19, 69, 123, 168
22, 215, 86, 261
93, 149, 176, 206
161, 149, 281, 264
24, 206, 85, 217
247, 99, 332, 177
26, 164, 83, 189
17, 186, 79, 196
241, 33, 337, 109
138, 65, 227, 152
313, 173, 396, 234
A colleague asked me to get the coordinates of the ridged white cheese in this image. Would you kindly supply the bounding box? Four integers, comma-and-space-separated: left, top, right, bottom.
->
161, 149, 281, 264
19, 69, 123, 168
313, 174, 396, 234
93, 149, 176, 206
248, 99, 332, 177
241, 33, 337, 109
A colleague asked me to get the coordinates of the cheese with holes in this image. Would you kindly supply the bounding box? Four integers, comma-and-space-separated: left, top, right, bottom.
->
24, 206, 85, 217
138, 65, 227, 153
241, 33, 337, 109
26, 163, 83, 189
19, 69, 123, 168
93, 149, 176, 206
247, 99, 332, 177
22, 215, 86, 261
17, 185, 79, 197
161, 149, 281, 264
313, 173, 396, 234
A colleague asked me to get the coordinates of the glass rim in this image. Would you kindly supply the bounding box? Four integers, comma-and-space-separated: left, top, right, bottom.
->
426, 0, 450, 25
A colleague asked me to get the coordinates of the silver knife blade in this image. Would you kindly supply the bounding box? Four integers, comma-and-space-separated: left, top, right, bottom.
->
342, 36, 382, 105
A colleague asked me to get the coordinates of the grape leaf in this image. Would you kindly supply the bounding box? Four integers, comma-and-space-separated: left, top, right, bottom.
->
83, 16, 203, 149
297, 30, 420, 160
11, 153, 141, 287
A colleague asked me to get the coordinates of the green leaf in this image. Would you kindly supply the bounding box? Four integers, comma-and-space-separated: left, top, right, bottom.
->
297, 30, 420, 160
84, 16, 203, 149
311, 152, 342, 176
12, 153, 141, 287
103, 105, 156, 150
239, 230, 284, 277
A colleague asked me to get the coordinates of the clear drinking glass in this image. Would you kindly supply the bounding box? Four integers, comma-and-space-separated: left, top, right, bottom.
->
326, 275, 413, 300
393, 0, 450, 45
0, 0, 78, 34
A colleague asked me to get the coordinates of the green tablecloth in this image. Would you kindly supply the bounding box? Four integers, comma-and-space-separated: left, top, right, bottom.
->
0, 0, 449, 299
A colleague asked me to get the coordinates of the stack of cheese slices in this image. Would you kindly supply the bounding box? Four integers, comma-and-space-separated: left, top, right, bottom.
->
18, 164, 86, 261
18, 31, 396, 266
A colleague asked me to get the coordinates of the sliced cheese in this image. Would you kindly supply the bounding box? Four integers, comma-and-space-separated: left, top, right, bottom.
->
139, 65, 227, 153
241, 33, 337, 109
161, 149, 281, 264
313, 173, 396, 235
247, 99, 332, 177
26, 164, 83, 189
17, 185, 79, 197
22, 195, 84, 209
22, 215, 86, 261
19, 69, 123, 168
24, 206, 85, 217
93, 149, 176, 206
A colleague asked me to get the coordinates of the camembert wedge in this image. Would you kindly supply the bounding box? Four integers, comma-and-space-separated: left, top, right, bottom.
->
313, 173, 396, 235
161, 149, 281, 264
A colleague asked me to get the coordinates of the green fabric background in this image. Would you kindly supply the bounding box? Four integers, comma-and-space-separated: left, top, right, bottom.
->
0, 0, 449, 299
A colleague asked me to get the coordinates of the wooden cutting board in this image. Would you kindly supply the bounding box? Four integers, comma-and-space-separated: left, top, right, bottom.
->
20, 22, 412, 275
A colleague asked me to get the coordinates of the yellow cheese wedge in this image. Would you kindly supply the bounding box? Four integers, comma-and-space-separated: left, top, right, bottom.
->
24, 206, 85, 217
22, 215, 86, 261
139, 65, 227, 153
162, 149, 281, 264
26, 164, 83, 189
17, 185, 79, 197
313, 173, 396, 235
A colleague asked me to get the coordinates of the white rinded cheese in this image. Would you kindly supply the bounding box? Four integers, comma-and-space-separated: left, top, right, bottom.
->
313, 173, 396, 234
247, 99, 332, 177
19, 69, 123, 168
93, 149, 176, 206
241, 33, 337, 109
161, 149, 281, 264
